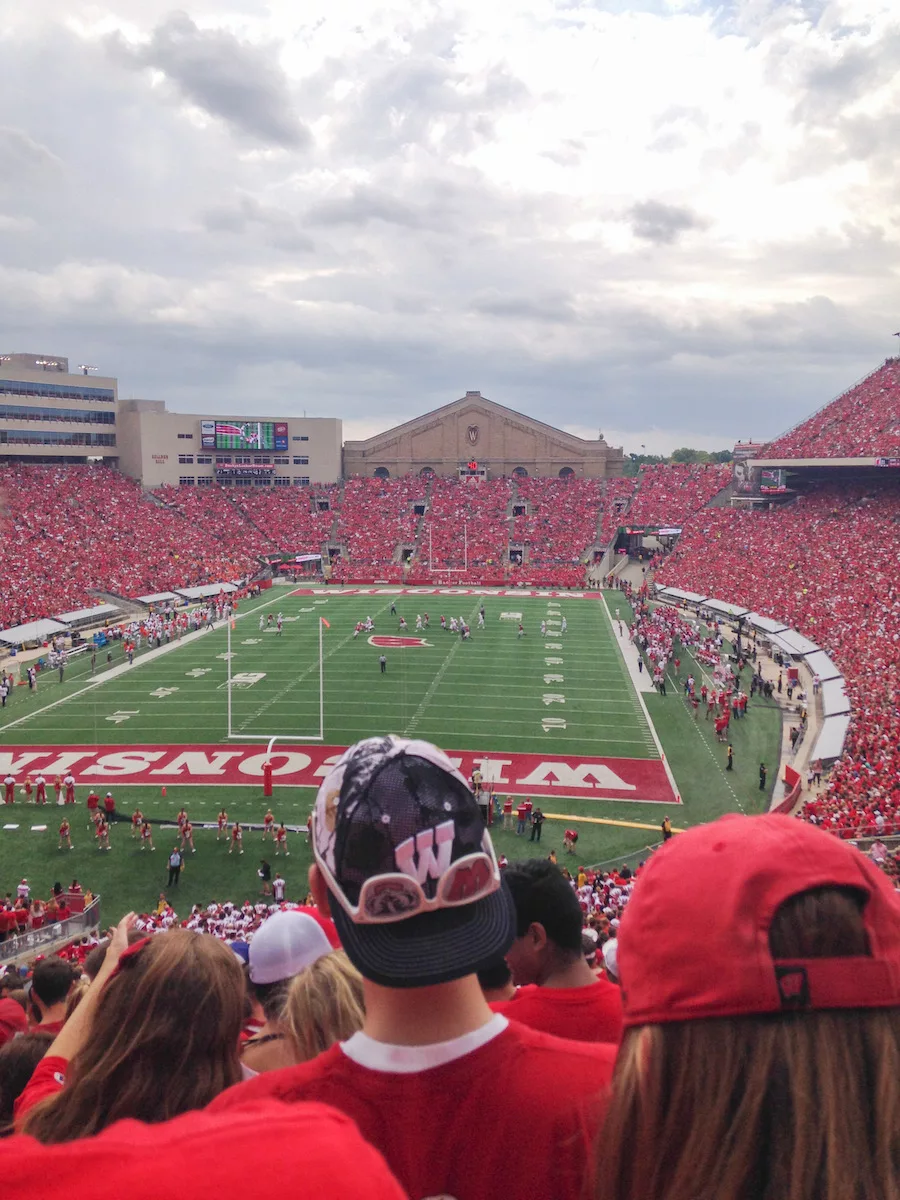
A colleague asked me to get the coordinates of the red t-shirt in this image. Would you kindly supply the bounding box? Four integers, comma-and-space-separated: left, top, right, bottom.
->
209, 1018, 615, 1200
491, 980, 624, 1044
15, 1054, 67, 1120
6, 1100, 405, 1200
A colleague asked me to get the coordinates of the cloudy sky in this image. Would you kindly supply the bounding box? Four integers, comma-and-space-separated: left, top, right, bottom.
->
1, 0, 898, 454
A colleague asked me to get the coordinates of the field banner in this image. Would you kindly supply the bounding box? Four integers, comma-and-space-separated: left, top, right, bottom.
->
0, 745, 680, 805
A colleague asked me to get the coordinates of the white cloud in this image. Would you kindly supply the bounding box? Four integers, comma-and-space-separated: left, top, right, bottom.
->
0, 0, 897, 445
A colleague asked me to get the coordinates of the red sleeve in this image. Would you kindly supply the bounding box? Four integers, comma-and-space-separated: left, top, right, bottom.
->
14, 1055, 68, 1125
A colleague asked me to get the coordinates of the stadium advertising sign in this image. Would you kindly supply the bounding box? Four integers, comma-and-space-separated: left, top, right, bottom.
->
0, 745, 680, 804
201, 420, 288, 452
215, 465, 276, 477
876, 457, 900, 468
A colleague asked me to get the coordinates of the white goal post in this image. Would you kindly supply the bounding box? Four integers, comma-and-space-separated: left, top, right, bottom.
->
225, 615, 326, 742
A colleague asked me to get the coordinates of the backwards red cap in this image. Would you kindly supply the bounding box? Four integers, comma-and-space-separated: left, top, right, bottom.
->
618, 813, 900, 1026
0, 997, 27, 1047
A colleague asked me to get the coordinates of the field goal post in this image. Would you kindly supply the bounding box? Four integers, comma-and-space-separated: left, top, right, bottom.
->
225, 614, 326, 742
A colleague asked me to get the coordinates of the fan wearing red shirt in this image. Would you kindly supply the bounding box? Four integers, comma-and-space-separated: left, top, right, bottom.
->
210, 735, 615, 1200
29, 959, 78, 1036
1, 1101, 406, 1200
492, 858, 623, 1045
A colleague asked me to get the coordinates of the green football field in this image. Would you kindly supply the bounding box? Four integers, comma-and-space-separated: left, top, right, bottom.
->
0, 588, 782, 921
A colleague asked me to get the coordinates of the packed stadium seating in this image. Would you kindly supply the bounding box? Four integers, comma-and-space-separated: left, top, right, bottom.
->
656, 482, 900, 836
764, 358, 900, 459
625, 462, 731, 527
0, 466, 261, 629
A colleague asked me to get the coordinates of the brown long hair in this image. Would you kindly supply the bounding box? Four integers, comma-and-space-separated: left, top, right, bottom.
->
597, 887, 900, 1200
281, 950, 365, 1063
23, 931, 244, 1143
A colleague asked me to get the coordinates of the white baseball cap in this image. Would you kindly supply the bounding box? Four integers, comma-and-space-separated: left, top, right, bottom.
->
248, 911, 332, 985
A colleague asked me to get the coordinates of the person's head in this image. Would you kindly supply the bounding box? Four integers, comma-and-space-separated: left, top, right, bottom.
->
23, 930, 244, 1144
280, 950, 365, 1062
309, 735, 514, 990
30, 959, 78, 1021
597, 813, 900, 1200
0, 1032, 54, 1135
476, 955, 515, 1002
248, 911, 333, 1021
502, 859, 584, 986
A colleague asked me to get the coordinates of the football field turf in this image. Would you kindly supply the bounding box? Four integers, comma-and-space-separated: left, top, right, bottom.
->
0, 588, 783, 920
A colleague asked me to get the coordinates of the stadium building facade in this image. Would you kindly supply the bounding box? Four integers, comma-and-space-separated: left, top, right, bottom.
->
116, 401, 342, 489
343, 391, 625, 480
0, 353, 620, 487
0, 353, 119, 462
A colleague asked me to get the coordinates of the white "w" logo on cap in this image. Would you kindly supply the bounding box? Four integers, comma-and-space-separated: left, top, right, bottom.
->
395, 820, 455, 885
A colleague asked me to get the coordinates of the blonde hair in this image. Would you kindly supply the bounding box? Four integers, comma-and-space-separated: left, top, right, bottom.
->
280, 950, 364, 1062
596, 888, 900, 1200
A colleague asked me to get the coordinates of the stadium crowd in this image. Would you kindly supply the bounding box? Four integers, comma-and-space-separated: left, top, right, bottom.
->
764, 358, 900, 459
0, 736, 897, 1200
1, 461, 757, 630
624, 462, 731, 528
656, 482, 900, 838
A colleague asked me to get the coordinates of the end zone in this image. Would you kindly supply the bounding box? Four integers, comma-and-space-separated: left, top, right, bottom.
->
0, 745, 680, 805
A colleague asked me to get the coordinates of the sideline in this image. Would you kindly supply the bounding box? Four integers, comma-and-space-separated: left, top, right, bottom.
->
0, 592, 279, 738
601, 593, 682, 803
541, 812, 684, 832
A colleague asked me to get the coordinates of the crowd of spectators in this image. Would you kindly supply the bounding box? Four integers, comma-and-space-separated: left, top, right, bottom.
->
656, 481, 900, 838
0, 738, 896, 1200
625, 462, 731, 527
0, 466, 260, 629
0, 880, 92, 942
764, 358, 900, 459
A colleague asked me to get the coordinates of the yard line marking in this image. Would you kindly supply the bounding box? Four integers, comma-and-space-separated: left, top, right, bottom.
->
0, 591, 277, 738
404, 603, 481, 736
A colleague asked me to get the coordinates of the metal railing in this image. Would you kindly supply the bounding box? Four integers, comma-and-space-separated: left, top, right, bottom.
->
0, 897, 101, 965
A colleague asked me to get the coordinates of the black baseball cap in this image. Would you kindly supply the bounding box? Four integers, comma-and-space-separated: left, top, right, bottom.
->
313, 736, 514, 988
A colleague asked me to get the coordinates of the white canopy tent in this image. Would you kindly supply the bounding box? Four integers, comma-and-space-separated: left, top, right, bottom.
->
0, 619, 68, 647
135, 592, 180, 605
55, 604, 120, 627
770, 629, 821, 658
811, 714, 852, 763
656, 587, 708, 604
803, 650, 842, 684
821, 677, 851, 717
745, 613, 789, 635
704, 598, 750, 619
174, 583, 238, 601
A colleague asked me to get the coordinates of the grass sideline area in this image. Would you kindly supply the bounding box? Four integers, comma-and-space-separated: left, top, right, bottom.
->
0, 589, 782, 918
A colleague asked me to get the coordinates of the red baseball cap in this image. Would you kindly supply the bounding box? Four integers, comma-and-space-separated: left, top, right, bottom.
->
0, 997, 27, 1047
618, 813, 900, 1026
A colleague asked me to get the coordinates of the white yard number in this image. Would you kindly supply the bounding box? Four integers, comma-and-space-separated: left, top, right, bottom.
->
542, 717, 567, 732
544, 673, 564, 684
105, 710, 139, 724
220, 672, 267, 690
150, 687, 179, 699
185, 668, 211, 678
544, 657, 563, 666
542, 693, 566, 706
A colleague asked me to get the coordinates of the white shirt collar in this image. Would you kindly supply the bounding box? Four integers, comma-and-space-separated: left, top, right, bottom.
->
340, 1014, 508, 1074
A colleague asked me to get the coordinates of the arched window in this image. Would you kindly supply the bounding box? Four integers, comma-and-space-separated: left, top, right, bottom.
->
419, 466, 435, 478
558, 466, 575, 478
373, 467, 390, 479
512, 466, 529, 478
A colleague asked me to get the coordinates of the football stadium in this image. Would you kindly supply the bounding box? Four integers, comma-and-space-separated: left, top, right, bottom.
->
2, 349, 900, 1188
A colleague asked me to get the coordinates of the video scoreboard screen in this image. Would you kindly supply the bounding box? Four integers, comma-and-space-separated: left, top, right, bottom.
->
200, 420, 288, 452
